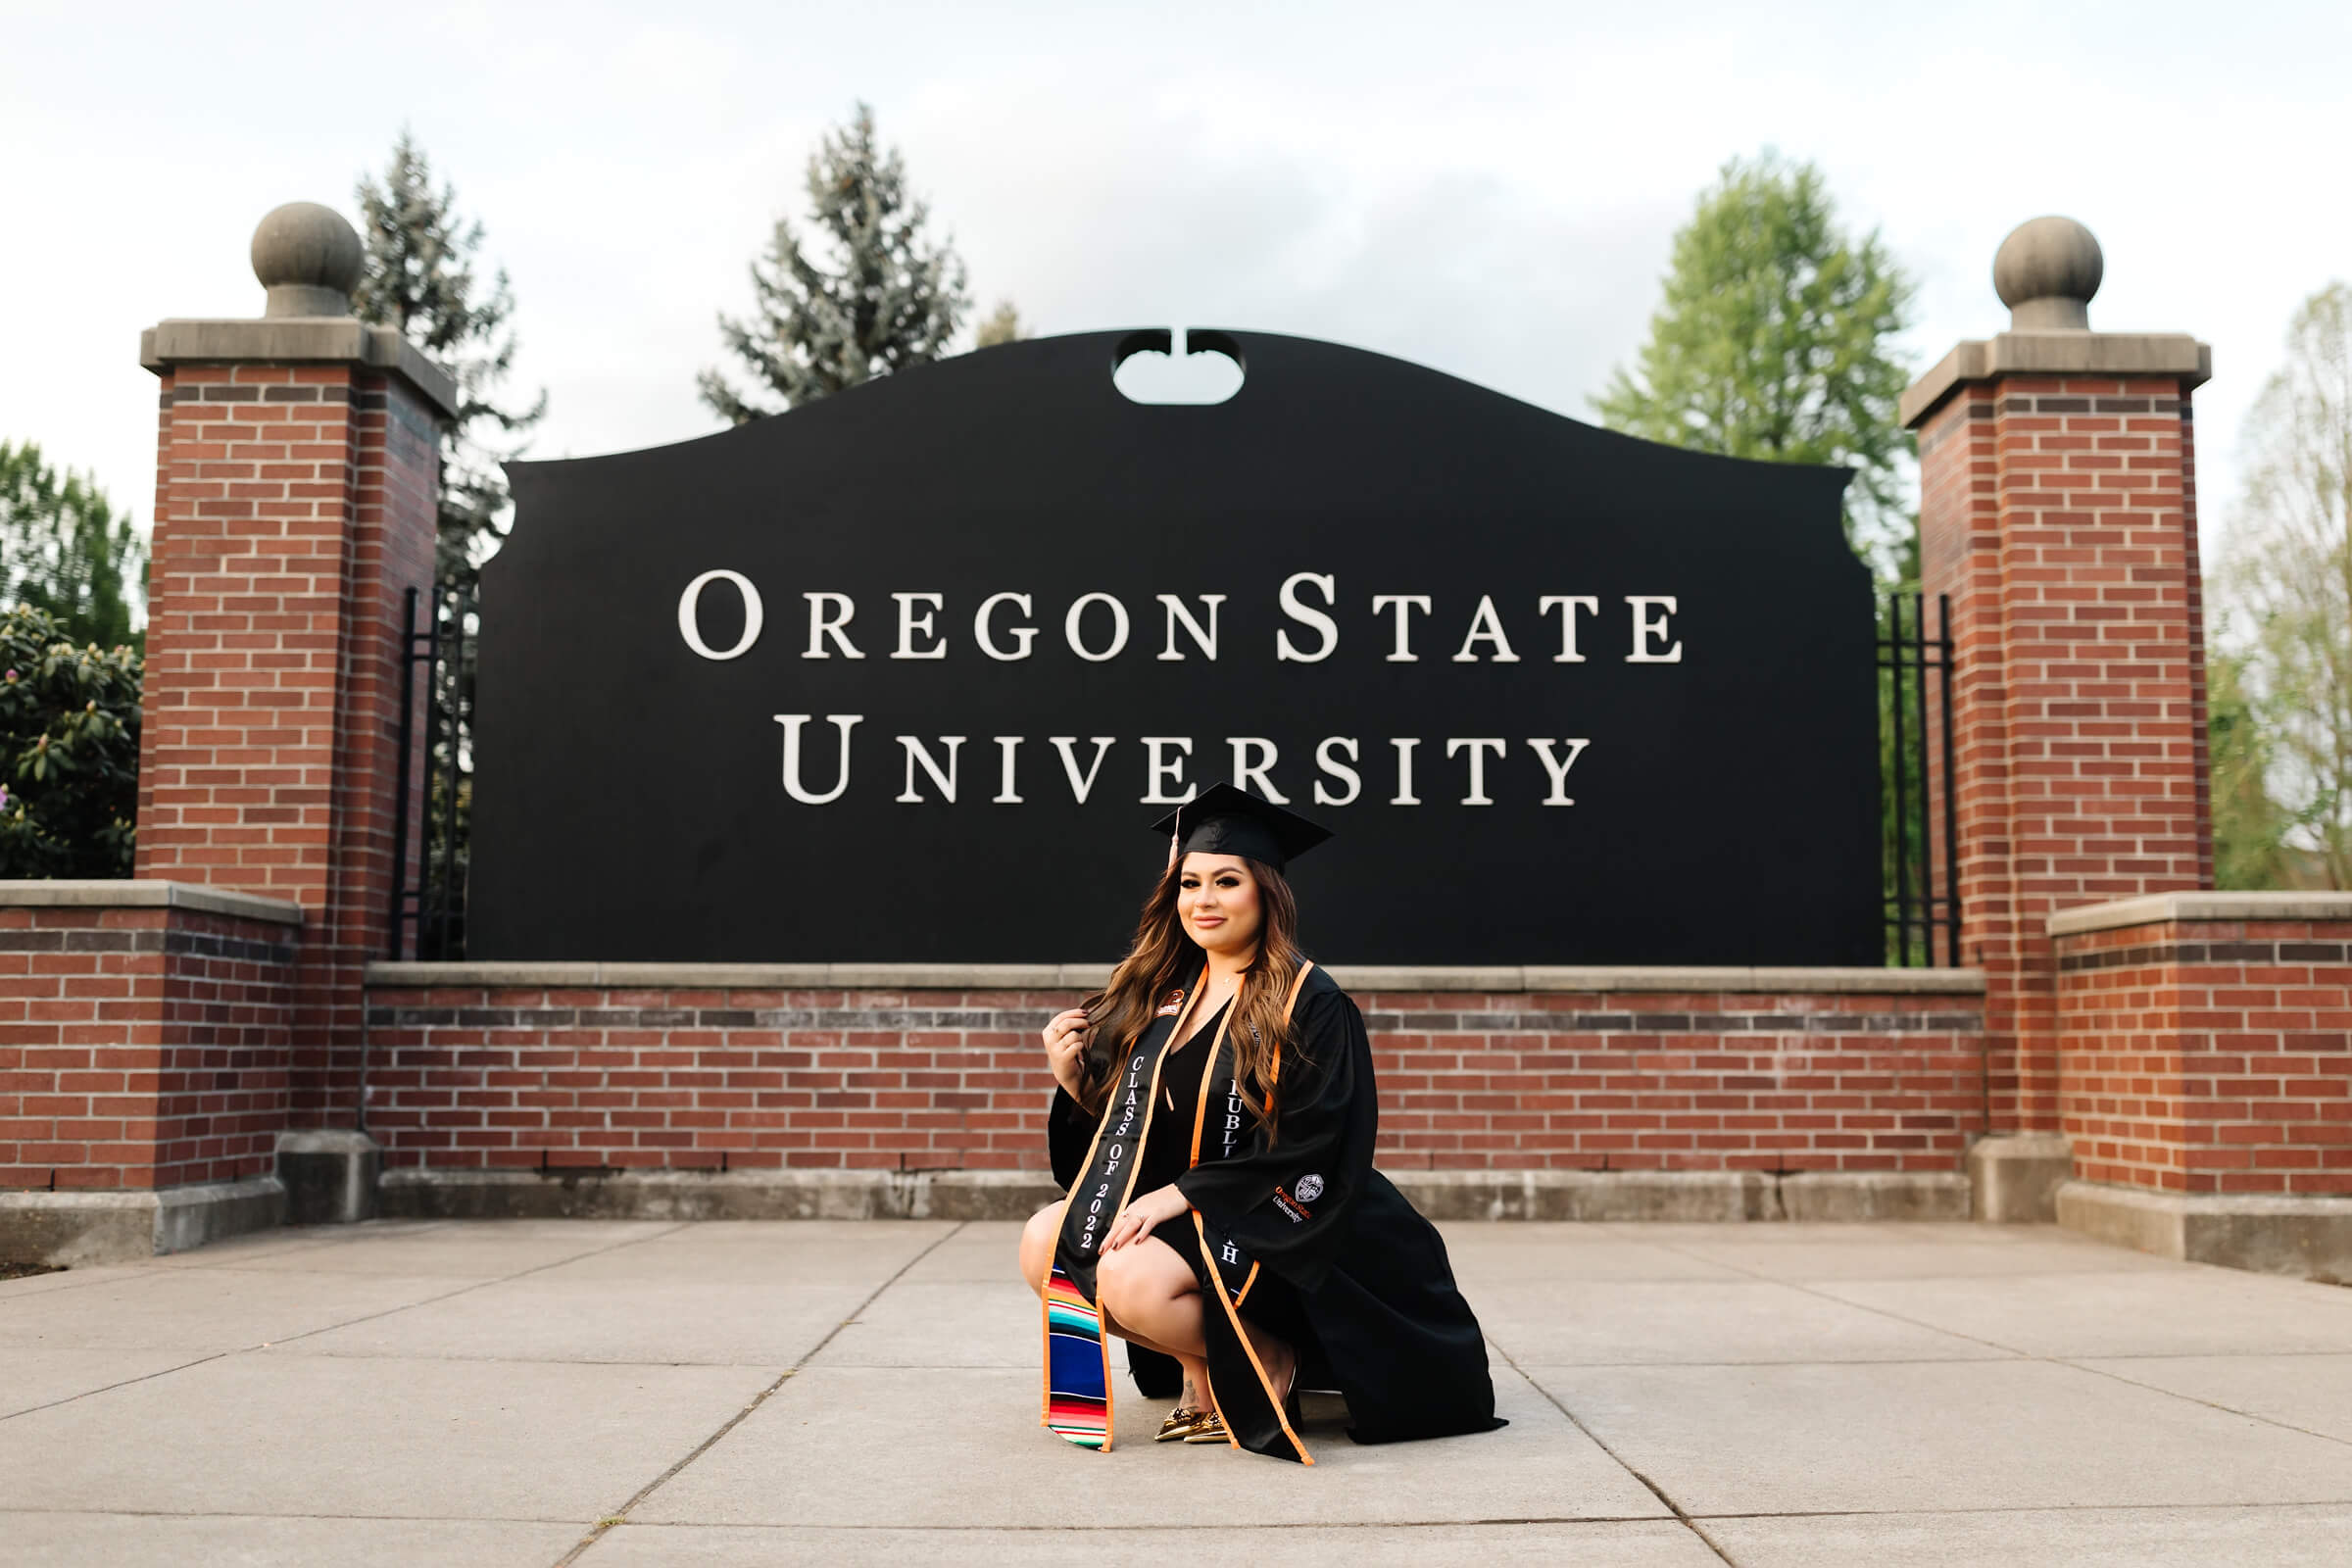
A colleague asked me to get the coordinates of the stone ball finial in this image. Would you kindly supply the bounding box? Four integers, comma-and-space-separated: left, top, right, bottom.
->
1992, 216, 2102, 331
250, 202, 365, 318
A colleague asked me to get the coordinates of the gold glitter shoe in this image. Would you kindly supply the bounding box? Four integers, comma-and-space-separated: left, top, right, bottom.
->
1179, 1408, 1232, 1445
1155, 1406, 1216, 1443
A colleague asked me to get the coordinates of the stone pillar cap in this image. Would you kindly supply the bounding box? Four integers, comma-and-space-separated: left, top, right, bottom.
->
1994, 216, 2103, 332
136, 199, 459, 421
251, 202, 366, 318
1898, 217, 2209, 428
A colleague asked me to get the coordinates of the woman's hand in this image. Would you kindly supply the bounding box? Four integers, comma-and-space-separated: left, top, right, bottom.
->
1041, 1007, 1091, 1098
1102, 1183, 1189, 1251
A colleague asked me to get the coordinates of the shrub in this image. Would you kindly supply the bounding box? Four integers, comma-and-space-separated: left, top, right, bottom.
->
0, 606, 140, 877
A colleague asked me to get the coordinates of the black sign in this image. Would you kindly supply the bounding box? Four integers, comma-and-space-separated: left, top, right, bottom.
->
468, 329, 1878, 965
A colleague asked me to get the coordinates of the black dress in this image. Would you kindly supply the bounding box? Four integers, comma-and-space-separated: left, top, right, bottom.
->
1050, 967, 1502, 1451
1129, 995, 1224, 1199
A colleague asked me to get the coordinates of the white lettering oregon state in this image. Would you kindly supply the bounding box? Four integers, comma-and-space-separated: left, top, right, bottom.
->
728, 582, 1676, 808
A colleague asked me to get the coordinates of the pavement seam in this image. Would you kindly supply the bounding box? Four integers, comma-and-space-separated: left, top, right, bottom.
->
1636, 1237, 2138, 1358
0, 1222, 692, 1424
553, 1220, 969, 1568
0, 1349, 236, 1425
154, 1222, 459, 1270
2053, 1358, 2352, 1451
1485, 1334, 1741, 1565
246, 1221, 696, 1352
0, 1268, 179, 1305
1638, 1237, 2352, 1453
0, 1225, 453, 1303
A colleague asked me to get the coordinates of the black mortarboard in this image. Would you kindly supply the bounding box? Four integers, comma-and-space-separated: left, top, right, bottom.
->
1149, 782, 1333, 870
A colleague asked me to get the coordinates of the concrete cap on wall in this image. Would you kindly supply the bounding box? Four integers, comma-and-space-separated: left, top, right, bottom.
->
1993, 216, 2103, 331
250, 202, 366, 318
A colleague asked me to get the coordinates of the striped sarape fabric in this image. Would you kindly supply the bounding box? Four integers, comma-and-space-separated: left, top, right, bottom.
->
1042, 1263, 1111, 1448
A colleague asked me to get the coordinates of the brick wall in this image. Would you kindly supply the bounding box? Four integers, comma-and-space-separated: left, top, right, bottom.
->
0, 900, 299, 1191
137, 362, 439, 1128
138, 364, 364, 900
2057, 914, 2352, 1196
1916, 373, 2211, 1137
362, 980, 1985, 1174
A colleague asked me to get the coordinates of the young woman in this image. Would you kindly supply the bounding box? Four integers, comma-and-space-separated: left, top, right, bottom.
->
1018, 783, 1503, 1462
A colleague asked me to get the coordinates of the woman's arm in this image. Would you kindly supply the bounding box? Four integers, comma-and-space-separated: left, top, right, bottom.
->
1042, 1006, 1100, 1192
1048, 1086, 1098, 1191
1173, 987, 1376, 1290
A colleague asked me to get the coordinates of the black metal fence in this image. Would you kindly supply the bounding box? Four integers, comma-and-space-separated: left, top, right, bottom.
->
386, 581, 1962, 967
387, 580, 475, 960
1879, 591, 1961, 965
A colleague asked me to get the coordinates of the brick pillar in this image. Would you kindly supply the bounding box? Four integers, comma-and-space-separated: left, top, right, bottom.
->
135, 202, 455, 1137
1900, 218, 2213, 1217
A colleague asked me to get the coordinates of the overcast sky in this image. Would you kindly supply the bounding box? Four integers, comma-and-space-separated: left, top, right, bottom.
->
5, 0, 2345, 576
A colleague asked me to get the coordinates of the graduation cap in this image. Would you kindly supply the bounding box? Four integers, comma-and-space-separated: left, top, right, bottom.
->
1150, 782, 1333, 870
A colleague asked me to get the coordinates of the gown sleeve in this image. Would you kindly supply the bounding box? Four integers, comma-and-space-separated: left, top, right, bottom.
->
1047, 1084, 1099, 1192
1173, 982, 1376, 1293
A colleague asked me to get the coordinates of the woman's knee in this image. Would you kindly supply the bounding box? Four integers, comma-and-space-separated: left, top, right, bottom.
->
1094, 1244, 1142, 1317
1095, 1239, 1183, 1321
1016, 1200, 1065, 1291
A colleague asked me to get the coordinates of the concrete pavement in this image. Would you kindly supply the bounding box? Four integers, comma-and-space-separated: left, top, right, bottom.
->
4, 1217, 2351, 1565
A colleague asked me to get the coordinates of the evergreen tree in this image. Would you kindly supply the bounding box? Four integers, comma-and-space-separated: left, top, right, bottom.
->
1595, 151, 1916, 574
0, 441, 145, 652
699, 104, 971, 422
354, 131, 547, 581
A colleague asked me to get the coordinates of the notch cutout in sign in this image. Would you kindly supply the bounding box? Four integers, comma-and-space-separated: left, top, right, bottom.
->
1112, 328, 1245, 404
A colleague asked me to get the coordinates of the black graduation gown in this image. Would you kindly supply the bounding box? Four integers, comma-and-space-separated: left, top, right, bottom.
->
1050, 966, 1504, 1451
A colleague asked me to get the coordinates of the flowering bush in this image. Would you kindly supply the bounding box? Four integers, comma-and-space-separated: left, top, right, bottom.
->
0, 606, 140, 877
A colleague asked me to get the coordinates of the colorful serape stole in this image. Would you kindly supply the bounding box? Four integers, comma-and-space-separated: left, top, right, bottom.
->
1042, 1263, 1110, 1448
1039, 968, 1209, 1453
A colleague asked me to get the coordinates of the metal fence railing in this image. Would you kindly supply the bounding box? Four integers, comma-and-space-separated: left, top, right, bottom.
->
1880, 591, 1961, 966
387, 579, 475, 961
389, 583, 1963, 968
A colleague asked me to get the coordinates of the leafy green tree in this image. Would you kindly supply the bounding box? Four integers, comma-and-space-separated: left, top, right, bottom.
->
0, 442, 145, 652
973, 301, 1027, 348
2220, 281, 2352, 887
354, 131, 547, 581
699, 103, 971, 422
2208, 645, 2287, 888
0, 607, 140, 877
1594, 151, 1917, 573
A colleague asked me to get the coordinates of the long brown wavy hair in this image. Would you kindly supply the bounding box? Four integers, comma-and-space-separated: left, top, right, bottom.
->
1073, 854, 1309, 1138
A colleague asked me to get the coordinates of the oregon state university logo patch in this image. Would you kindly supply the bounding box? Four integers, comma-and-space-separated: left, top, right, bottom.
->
1271, 1180, 1316, 1223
